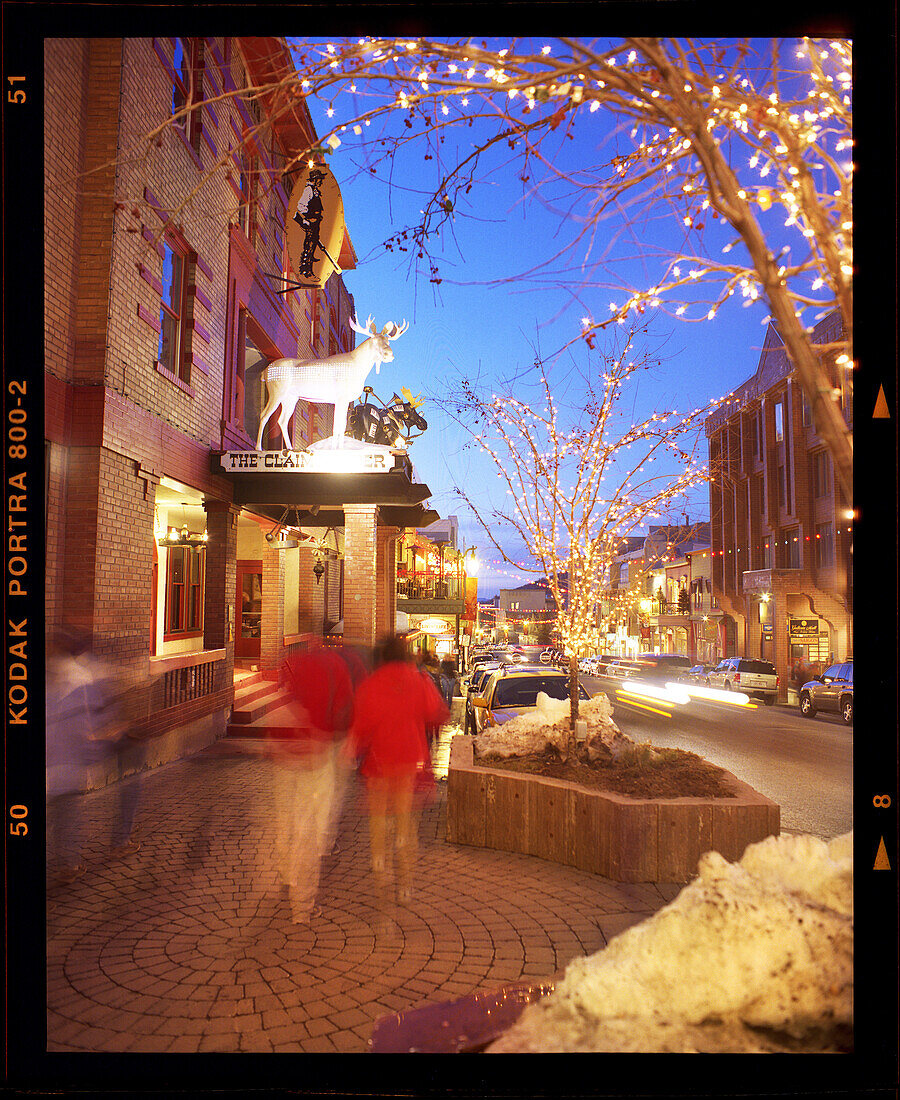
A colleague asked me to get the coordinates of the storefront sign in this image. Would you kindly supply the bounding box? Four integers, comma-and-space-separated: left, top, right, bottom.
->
221, 446, 396, 475
286, 165, 345, 288
418, 617, 453, 636
789, 618, 820, 637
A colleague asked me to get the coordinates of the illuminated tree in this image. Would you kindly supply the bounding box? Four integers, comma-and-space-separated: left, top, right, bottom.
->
197, 35, 851, 498
127, 36, 853, 495
446, 323, 720, 753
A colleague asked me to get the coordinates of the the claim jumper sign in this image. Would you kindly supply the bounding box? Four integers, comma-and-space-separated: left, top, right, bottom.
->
220, 446, 398, 474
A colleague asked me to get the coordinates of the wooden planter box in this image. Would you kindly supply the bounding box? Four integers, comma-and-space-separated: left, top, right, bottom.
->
446, 735, 780, 883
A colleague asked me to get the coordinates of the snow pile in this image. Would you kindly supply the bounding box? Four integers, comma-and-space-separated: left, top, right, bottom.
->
487, 831, 853, 1053
474, 691, 633, 762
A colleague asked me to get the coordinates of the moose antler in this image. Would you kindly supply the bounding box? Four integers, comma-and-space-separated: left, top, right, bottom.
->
401, 386, 425, 409
349, 313, 376, 336
381, 320, 409, 340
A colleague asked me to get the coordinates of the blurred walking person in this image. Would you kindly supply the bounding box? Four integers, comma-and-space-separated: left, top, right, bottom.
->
46, 628, 96, 880
46, 628, 144, 881
418, 652, 443, 752
351, 636, 449, 906
324, 645, 370, 856
270, 640, 354, 923
439, 658, 457, 709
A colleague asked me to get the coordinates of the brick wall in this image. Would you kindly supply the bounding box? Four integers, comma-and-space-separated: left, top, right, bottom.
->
297, 545, 326, 634
44, 39, 89, 384
705, 314, 852, 685
44, 35, 361, 764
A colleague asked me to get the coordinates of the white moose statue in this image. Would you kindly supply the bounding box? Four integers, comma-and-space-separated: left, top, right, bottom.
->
255, 314, 409, 451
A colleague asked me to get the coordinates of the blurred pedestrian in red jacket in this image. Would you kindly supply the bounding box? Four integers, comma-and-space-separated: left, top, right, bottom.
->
351, 636, 449, 905
270, 639, 354, 923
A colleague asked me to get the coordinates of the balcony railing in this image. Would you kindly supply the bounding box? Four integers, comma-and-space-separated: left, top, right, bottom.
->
397, 573, 465, 601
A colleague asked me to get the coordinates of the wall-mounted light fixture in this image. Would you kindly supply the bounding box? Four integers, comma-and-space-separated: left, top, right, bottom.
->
158, 523, 209, 549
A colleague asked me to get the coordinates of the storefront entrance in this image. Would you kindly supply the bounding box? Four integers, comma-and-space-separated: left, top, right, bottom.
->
236, 559, 262, 660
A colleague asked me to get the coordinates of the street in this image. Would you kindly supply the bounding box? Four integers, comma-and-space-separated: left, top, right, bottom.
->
584, 675, 853, 841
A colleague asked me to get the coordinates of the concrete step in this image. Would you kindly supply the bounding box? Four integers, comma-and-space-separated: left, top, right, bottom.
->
226, 701, 301, 740
228, 682, 292, 729
233, 678, 282, 711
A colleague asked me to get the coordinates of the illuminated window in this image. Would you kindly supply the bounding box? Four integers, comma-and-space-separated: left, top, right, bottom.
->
165, 547, 205, 636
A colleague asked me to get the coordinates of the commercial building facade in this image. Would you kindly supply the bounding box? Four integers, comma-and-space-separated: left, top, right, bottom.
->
45, 36, 437, 772
704, 313, 852, 699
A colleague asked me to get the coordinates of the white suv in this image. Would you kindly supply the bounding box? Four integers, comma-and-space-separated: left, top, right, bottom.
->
707, 657, 779, 705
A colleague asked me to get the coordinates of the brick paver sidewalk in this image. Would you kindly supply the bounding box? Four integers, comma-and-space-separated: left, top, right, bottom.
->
46, 727, 681, 1053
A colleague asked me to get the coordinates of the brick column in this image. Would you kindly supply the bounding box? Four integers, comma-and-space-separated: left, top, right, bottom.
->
297, 544, 326, 634
203, 499, 239, 653
376, 525, 401, 639
260, 540, 286, 675
343, 506, 379, 647
771, 590, 791, 702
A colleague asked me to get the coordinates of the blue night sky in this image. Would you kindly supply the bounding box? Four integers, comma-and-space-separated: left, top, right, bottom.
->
295, 37, 825, 597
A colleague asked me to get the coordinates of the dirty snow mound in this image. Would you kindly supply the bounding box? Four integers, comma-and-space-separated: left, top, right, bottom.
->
473, 690, 633, 761
487, 831, 853, 1052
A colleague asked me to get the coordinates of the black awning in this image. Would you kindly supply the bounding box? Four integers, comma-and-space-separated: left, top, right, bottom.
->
248, 504, 440, 530
220, 468, 432, 508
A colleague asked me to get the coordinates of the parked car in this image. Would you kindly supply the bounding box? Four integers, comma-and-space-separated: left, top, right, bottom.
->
469, 666, 591, 734
462, 663, 504, 734
679, 664, 713, 685
464, 651, 513, 680
632, 653, 693, 681
707, 657, 779, 705
799, 660, 853, 725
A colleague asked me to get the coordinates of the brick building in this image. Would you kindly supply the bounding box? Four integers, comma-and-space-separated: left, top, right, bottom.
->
704, 312, 852, 699
45, 36, 435, 772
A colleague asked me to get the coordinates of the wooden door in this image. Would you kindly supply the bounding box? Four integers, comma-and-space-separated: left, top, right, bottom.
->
236, 559, 263, 659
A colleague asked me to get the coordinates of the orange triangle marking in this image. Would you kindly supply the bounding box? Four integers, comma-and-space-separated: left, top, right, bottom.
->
873, 385, 891, 419
874, 836, 891, 870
